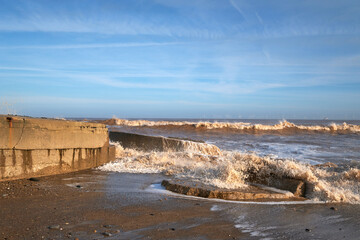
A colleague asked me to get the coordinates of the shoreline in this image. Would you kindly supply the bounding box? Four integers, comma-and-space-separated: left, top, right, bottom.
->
1, 169, 360, 239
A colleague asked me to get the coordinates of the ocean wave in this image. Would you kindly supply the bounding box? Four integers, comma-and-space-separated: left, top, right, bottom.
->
99, 141, 360, 204
100, 118, 360, 134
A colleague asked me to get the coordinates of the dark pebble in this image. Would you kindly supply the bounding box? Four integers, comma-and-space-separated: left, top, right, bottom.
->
103, 224, 112, 228
48, 225, 61, 230
170, 228, 176, 231
102, 232, 112, 237
195, 203, 201, 205
149, 213, 154, 216
76, 185, 82, 188
29, 177, 40, 182
330, 207, 337, 211
305, 228, 311, 232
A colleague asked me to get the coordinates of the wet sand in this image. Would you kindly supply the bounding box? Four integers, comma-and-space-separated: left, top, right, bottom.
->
0, 170, 244, 240
1, 170, 360, 239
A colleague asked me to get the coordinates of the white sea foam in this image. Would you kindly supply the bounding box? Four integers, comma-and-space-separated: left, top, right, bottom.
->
235, 215, 276, 239
210, 205, 221, 211
100, 141, 360, 203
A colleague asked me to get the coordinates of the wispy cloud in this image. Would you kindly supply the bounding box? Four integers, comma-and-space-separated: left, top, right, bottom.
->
0, 3, 225, 39
229, 0, 247, 21
0, 41, 187, 49
0, 66, 55, 72
0, 66, 277, 94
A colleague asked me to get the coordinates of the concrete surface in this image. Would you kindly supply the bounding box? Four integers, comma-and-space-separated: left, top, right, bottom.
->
109, 131, 221, 155
0, 115, 115, 180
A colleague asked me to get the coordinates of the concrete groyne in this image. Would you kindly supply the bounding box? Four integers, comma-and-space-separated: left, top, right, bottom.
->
0, 115, 115, 181
109, 131, 222, 155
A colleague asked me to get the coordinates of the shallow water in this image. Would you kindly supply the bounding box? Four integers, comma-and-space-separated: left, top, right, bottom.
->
104, 172, 360, 240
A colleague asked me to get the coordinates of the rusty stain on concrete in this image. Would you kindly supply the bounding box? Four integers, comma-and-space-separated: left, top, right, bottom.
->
59, 149, 65, 169
12, 149, 16, 166
71, 149, 76, 169
7, 117, 12, 148
21, 150, 33, 174
77, 148, 83, 169
0, 149, 6, 177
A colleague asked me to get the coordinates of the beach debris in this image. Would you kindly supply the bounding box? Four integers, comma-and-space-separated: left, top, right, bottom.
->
330, 207, 338, 211
305, 228, 311, 232
103, 224, 112, 228
75, 185, 82, 188
48, 225, 61, 230
169, 228, 176, 231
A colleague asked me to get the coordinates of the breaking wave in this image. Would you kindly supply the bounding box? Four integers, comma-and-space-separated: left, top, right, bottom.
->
100, 118, 360, 134
99, 141, 360, 204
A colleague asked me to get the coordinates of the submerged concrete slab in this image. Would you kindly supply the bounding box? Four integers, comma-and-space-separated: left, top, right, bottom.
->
0, 115, 115, 181
161, 179, 306, 202
247, 176, 306, 198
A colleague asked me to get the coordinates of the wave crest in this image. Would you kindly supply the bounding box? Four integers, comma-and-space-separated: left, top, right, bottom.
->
101, 118, 360, 134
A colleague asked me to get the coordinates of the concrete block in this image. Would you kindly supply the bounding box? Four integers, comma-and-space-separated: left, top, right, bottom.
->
0, 115, 115, 181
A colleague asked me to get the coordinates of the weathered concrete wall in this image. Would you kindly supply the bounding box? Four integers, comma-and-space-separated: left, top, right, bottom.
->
109, 131, 190, 152
109, 131, 221, 155
0, 115, 115, 181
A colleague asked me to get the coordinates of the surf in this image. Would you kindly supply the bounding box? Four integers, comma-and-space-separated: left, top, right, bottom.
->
99, 118, 360, 135
99, 138, 360, 204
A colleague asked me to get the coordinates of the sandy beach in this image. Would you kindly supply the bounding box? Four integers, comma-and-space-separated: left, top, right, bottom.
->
0, 170, 245, 240
1, 169, 359, 240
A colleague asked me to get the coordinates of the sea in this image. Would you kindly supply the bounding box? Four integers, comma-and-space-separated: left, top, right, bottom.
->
97, 118, 360, 203
95, 118, 360, 239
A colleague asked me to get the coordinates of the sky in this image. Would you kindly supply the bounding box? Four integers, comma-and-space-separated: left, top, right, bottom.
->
0, 0, 360, 119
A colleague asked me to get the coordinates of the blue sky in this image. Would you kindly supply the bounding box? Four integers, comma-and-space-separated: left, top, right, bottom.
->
0, 0, 360, 119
